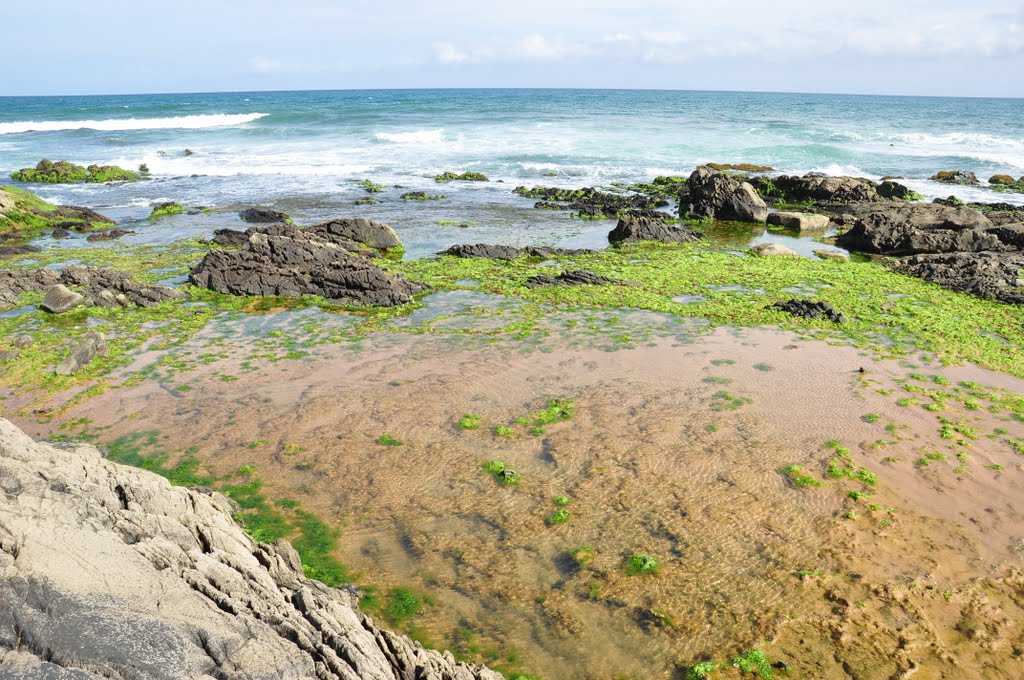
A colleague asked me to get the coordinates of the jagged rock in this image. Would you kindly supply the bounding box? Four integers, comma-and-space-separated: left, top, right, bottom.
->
751, 174, 879, 203
41, 284, 85, 314
684, 167, 768, 223
0, 245, 41, 258
770, 299, 845, 323
0, 269, 60, 307
514, 185, 668, 219
86, 228, 134, 242
60, 265, 187, 308
891, 252, 1024, 304
752, 243, 800, 257
212, 229, 250, 248
930, 170, 979, 185
524, 270, 631, 287
767, 212, 830, 231
0, 419, 502, 680
239, 207, 290, 224
53, 331, 107, 375
836, 204, 995, 255
442, 244, 597, 260
608, 215, 703, 244
876, 180, 917, 200
309, 218, 402, 252
190, 224, 426, 306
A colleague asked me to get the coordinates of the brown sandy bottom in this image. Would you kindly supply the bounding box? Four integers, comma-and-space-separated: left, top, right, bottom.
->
12, 312, 1024, 680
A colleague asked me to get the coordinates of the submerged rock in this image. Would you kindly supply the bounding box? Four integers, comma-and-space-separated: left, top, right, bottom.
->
608, 215, 703, 244
771, 299, 845, 323
683, 167, 768, 223
190, 224, 426, 306
0, 418, 502, 679
54, 331, 108, 375
442, 244, 597, 260
891, 252, 1024, 304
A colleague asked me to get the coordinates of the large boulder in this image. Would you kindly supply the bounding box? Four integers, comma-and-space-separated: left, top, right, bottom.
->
0, 418, 502, 680
836, 204, 996, 255
608, 215, 704, 244
684, 167, 767, 223
751, 174, 879, 204
892, 252, 1024, 304
310, 217, 402, 252
190, 224, 427, 306
40, 284, 85, 314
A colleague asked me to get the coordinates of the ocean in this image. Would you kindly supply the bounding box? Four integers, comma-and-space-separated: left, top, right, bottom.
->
1, 88, 1023, 257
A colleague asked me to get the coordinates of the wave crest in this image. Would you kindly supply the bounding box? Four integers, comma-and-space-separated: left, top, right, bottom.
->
0, 113, 269, 135
374, 129, 444, 144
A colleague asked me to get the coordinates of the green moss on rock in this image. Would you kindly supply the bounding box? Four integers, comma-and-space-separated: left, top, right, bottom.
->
11, 159, 138, 184
434, 171, 489, 183
149, 202, 185, 219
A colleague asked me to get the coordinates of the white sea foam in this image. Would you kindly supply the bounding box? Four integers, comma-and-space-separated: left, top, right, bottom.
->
373, 129, 445, 144
0, 113, 269, 135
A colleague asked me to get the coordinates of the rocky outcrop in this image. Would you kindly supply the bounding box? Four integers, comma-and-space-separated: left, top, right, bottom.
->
190, 224, 426, 306
513, 186, 670, 220
751, 174, 879, 204
835, 204, 996, 255
876, 180, 917, 200
770, 299, 845, 323
683, 167, 768, 223
930, 170, 979, 185
0, 419, 502, 680
11, 159, 138, 184
240, 207, 290, 224
441, 244, 597, 260
524, 270, 632, 287
54, 331, 109, 375
309, 218, 402, 253
608, 215, 703, 244
0, 265, 185, 312
891, 253, 1024, 304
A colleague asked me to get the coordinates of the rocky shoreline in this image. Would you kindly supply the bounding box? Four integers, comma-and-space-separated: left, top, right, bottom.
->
0, 418, 501, 680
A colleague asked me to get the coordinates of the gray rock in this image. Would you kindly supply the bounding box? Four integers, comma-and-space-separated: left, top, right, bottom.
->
0, 189, 14, 213
239, 207, 290, 223
524, 270, 632, 287
835, 204, 995, 255
752, 243, 800, 257
0, 418, 501, 680
751, 174, 879, 204
684, 167, 767, 223
442, 244, 597, 260
0, 269, 61, 308
41, 284, 85, 314
60, 265, 186, 308
190, 224, 427, 307
53, 331, 107, 375
929, 170, 979, 185
767, 212, 829, 231
891, 252, 1024, 304
813, 249, 848, 260
608, 215, 703, 244
310, 218, 402, 252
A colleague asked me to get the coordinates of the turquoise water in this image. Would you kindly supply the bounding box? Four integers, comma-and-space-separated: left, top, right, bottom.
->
1, 89, 1022, 256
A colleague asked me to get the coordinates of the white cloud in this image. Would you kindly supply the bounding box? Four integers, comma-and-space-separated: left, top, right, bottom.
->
516, 34, 570, 60
247, 56, 347, 76
433, 42, 471, 64
247, 56, 284, 75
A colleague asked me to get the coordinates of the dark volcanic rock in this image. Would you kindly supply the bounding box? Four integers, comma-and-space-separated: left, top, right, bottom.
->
190, 224, 426, 306
525, 270, 630, 287
752, 174, 879, 203
51, 228, 71, 239
770, 299, 845, 323
608, 215, 703, 244
891, 252, 1024, 304
683, 167, 768, 223
836, 204, 995, 255
0, 418, 502, 680
0, 269, 60, 307
211, 228, 250, 248
60, 264, 187, 308
514, 185, 669, 219
930, 170, 979, 185
876, 180, 916, 200
239, 207, 290, 223
309, 217, 402, 251
442, 244, 597, 260
86, 228, 134, 242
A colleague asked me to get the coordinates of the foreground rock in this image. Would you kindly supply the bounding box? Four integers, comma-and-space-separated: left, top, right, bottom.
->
54, 331, 108, 375
835, 204, 996, 255
191, 223, 426, 306
767, 212, 829, 231
525, 270, 632, 287
891, 252, 1024, 304
608, 215, 703, 244
683, 167, 768, 223
0, 265, 185, 312
442, 244, 597, 260
0, 419, 501, 680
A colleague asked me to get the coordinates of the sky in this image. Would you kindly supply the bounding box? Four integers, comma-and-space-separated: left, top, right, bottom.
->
4, 1, 1024, 97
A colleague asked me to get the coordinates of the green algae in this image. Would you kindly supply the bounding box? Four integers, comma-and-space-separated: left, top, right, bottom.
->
11, 160, 138, 184
434, 171, 489, 182
149, 202, 185, 219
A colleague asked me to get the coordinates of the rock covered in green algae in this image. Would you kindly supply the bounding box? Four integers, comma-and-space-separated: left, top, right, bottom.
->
0, 186, 116, 246
11, 159, 139, 184
434, 171, 489, 182
149, 202, 185, 219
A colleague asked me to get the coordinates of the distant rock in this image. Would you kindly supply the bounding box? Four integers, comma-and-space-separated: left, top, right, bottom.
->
0, 418, 502, 679
929, 170, 978, 185
751, 174, 879, 204
435, 171, 489, 182
705, 163, 775, 173
684, 167, 768, 223
988, 174, 1016, 186
608, 215, 704, 244
752, 243, 800, 257
11, 159, 138, 184
771, 299, 845, 323
239, 207, 290, 224
767, 212, 829, 231
876, 180, 918, 200
442, 244, 597, 260
86, 228, 134, 242
150, 202, 185, 218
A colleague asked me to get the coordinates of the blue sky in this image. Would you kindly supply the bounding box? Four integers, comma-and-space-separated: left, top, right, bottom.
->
5, 1, 1024, 96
